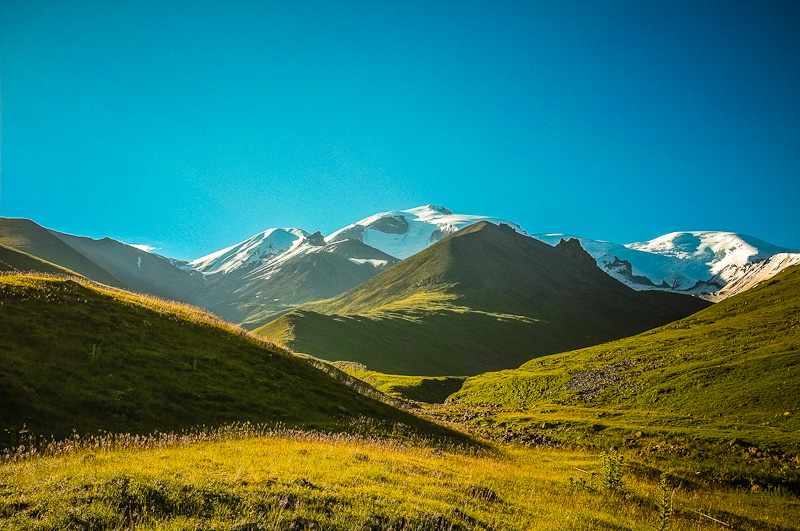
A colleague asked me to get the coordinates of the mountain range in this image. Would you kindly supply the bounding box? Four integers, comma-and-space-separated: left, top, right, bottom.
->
258, 222, 711, 375
1, 204, 797, 375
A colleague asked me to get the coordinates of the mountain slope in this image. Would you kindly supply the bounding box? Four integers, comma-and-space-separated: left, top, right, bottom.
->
51, 230, 205, 305
197, 234, 400, 328
449, 264, 800, 449
0, 243, 81, 276
187, 227, 309, 274
0, 218, 124, 287
0, 273, 459, 443
257, 222, 710, 376
0, 217, 206, 305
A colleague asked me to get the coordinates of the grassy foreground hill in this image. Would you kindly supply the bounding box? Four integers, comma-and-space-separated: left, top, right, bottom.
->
1, 273, 798, 529
4, 428, 798, 530
0, 273, 461, 445
257, 222, 710, 376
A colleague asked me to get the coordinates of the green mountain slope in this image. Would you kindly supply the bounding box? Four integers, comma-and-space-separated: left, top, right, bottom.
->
256, 222, 710, 376
0, 218, 124, 287
0, 243, 80, 276
0, 273, 461, 445
449, 264, 800, 450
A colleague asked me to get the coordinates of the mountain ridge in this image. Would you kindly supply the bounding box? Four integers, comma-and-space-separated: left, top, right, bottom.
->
257, 221, 711, 376
2, 205, 797, 331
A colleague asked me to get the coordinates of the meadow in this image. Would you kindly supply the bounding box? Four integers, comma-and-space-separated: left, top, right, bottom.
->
2, 270, 798, 529
2, 423, 798, 530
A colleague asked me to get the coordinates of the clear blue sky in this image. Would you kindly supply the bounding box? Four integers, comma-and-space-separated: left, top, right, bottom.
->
2, 0, 799, 260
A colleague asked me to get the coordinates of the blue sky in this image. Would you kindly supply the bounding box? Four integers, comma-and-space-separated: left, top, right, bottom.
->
2, 0, 799, 260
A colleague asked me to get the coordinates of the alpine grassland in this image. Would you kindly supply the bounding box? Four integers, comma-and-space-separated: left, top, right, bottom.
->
3, 424, 798, 530
440, 264, 800, 494
1, 266, 798, 529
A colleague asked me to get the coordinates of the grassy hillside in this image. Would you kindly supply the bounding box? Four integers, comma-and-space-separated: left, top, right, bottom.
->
0, 218, 124, 287
447, 265, 800, 461
334, 361, 467, 403
0, 243, 80, 276
0, 273, 463, 446
2, 427, 797, 530
257, 222, 710, 376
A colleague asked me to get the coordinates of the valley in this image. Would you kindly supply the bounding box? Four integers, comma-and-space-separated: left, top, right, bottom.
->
1, 205, 799, 529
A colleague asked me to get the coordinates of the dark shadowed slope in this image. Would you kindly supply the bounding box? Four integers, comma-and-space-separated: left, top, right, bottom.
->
0, 218, 124, 287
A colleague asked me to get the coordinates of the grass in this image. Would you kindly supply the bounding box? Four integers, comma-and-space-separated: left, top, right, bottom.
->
0, 273, 466, 446
428, 265, 800, 490
2, 425, 798, 530
334, 362, 467, 403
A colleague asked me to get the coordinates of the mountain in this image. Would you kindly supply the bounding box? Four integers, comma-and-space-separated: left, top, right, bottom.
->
196, 233, 400, 328
0, 243, 80, 276
533, 231, 800, 297
186, 227, 310, 274
0, 217, 125, 287
0, 217, 205, 305
449, 263, 800, 452
0, 273, 458, 442
326, 204, 526, 259
50, 229, 205, 305
708, 252, 800, 301
256, 222, 711, 376
5, 209, 795, 332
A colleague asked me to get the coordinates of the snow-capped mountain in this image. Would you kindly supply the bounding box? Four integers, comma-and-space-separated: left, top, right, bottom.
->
8, 206, 796, 334
245, 231, 394, 282
187, 228, 309, 274
185, 207, 798, 309
532, 231, 800, 296
194, 231, 399, 328
325, 204, 526, 259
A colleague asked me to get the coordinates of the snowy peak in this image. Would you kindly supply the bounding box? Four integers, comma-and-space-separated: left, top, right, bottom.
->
533, 231, 800, 296
326, 204, 526, 259
188, 228, 309, 274
625, 231, 795, 275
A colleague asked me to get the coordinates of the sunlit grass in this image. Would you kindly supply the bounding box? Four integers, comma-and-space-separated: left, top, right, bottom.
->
1, 425, 797, 530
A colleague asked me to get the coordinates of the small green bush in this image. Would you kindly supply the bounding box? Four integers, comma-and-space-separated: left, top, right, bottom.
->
600, 452, 624, 492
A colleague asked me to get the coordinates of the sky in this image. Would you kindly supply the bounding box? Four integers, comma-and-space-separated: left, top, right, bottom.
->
1, 0, 799, 260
